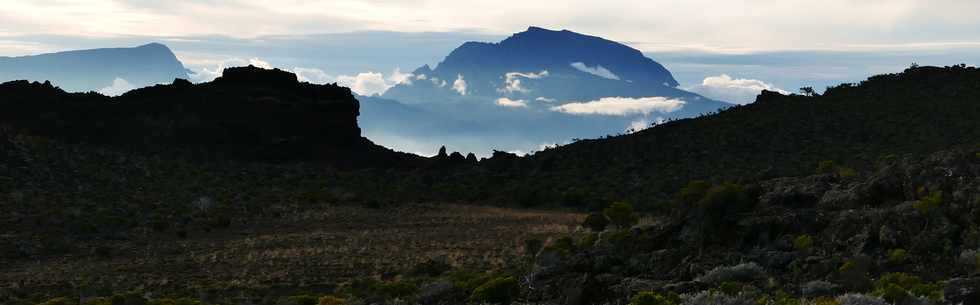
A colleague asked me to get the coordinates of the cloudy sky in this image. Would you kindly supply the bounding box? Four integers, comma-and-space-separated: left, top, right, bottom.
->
3, 0, 980, 103
3, 0, 980, 52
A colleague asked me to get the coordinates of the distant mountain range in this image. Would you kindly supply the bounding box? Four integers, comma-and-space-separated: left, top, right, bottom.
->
0, 43, 189, 93
0, 28, 733, 156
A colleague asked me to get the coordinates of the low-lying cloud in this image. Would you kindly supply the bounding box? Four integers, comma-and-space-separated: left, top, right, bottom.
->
499, 70, 549, 93
550, 96, 685, 116
685, 74, 789, 104
98, 77, 136, 96
570, 62, 620, 80
452, 74, 468, 95
495, 97, 528, 108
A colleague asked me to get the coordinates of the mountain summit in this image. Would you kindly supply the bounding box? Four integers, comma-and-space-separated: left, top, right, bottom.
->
363, 26, 728, 155
0, 43, 190, 93
384, 26, 706, 103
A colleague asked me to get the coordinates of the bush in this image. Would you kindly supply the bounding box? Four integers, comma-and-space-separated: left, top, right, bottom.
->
872, 273, 943, 303
675, 180, 712, 207
603, 201, 639, 229
289, 295, 320, 305
793, 234, 814, 251
630, 291, 680, 305
469, 276, 519, 304
887, 249, 908, 264
410, 256, 452, 277
696, 262, 765, 284
681, 291, 755, 305
913, 191, 943, 215
582, 213, 610, 232
523, 238, 543, 257
317, 296, 346, 305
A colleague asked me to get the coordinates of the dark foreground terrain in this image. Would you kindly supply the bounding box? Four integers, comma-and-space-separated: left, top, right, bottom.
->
3, 65, 980, 304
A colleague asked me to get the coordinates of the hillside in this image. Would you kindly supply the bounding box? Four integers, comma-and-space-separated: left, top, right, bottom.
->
437, 65, 980, 209
0, 43, 190, 93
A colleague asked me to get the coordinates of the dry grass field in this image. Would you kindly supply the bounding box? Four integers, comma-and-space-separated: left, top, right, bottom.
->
1, 204, 584, 301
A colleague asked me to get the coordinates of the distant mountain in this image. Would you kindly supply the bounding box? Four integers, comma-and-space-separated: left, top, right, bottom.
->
0, 43, 190, 93
369, 26, 730, 155
0, 65, 419, 168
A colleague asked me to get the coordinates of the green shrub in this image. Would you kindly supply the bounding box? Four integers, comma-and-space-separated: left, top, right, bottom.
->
674, 180, 711, 207
410, 256, 452, 277
793, 234, 814, 251
886, 249, 908, 264
603, 201, 639, 229
817, 160, 837, 174
872, 273, 943, 303
289, 295, 320, 305
469, 276, 519, 304
630, 291, 680, 305
582, 213, 610, 232
913, 191, 943, 215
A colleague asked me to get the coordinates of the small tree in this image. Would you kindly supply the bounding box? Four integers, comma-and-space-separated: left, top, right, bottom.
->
582, 213, 610, 232
603, 201, 639, 229
800, 86, 817, 97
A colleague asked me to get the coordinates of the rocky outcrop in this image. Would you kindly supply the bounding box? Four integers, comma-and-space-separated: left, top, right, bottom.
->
525, 147, 980, 304
0, 65, 419, 168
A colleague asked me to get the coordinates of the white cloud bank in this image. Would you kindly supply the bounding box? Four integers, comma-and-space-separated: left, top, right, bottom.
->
570, 62, 620, 80
499, 70, 549, 93
550, 96, 685, 116
98, 77, 135, 96
452, 74, 468, 95
495, 97, 528, 108
685, 74, 789, 104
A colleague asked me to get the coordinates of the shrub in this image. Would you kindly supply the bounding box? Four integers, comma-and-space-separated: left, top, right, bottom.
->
410, 256, 452, 277
872, 273, 943, 303
604, 201, 639, 229
289, 295, 320, 305
523, 238, 543, 257
317, 296, 346, 305
836, 293, 887, 305
630, 291, 680, 305
469, 276, 519, 304
582, 213, 610, 232
696, 262, 765, 284
913, 191, 943, 215
809, 297, 841, 305
793, 234, 814, 251
675, 180, 712, 207
817, 160, 837, 175
887, 249, 908, 264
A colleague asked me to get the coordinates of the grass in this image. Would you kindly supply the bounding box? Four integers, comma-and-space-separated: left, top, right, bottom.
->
0, 204, 583, 300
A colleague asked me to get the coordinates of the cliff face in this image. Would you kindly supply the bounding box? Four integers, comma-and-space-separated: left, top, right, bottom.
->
0, 65, 414, 167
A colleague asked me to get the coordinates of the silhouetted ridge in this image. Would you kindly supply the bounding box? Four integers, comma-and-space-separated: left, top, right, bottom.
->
214, 65, 299, 87
0, 66, 419, 168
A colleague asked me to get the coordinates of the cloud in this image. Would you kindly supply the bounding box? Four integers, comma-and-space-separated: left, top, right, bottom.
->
98, 77, 136, 96
495, 97, 528, 108
293, 67, 333, 84
415, 74, 428, 80
685, 74, 789, 104
536, 97, 557, 103
452, 74, 467, 95
499, 70, 549, 93
626, 116, 667, 133
570, 62, 620, 80
550, 96, 685, 116
336, 72, 392, 96
388, 68, 414, 85
248, 57, 272, 69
